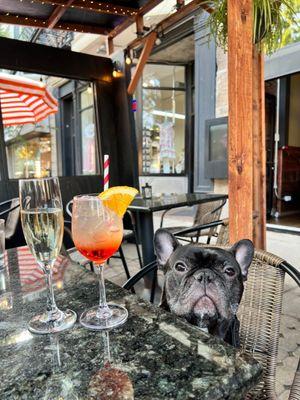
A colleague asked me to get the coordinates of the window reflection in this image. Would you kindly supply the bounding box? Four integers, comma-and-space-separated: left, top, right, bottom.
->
142, 72, 186, 175
80, 87, 96, 175
5, 119, 56, 179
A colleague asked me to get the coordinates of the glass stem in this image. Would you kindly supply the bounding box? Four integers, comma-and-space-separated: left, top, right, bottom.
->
44, 263, 60, 320
97, 263, 112, 319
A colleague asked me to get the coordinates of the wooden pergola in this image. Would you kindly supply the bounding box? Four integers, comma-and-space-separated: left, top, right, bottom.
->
0, 0, 266, 249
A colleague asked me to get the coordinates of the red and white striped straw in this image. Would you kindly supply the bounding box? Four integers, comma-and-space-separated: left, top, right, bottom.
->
103, 154, 110, 190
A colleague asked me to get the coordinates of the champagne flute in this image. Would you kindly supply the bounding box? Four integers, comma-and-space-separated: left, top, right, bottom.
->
72, 195, 127, 330
19, 177, 77, 334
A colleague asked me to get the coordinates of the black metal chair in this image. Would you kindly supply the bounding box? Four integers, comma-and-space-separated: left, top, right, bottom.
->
0, 198, 25, 249
64, 199, 143, 279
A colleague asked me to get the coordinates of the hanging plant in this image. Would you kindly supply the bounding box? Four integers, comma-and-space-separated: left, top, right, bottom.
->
205, 0, 297, 54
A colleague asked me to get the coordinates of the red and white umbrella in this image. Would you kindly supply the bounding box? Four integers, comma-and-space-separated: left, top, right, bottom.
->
0, 72, 58, 126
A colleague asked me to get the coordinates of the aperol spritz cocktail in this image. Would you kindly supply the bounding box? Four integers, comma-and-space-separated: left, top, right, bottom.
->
72, 195, 126, 330
72, 212, 123, 264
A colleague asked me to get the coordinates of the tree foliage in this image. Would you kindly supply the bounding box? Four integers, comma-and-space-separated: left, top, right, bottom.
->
205, 0, 299, 54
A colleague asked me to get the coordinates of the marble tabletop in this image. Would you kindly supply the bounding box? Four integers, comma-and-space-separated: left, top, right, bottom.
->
0, 247, 262, 400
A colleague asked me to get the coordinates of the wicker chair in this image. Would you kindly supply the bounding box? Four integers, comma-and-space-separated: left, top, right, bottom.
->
210, 220, 300, 399
123, 220, 300, 400
159, 198, 227, 243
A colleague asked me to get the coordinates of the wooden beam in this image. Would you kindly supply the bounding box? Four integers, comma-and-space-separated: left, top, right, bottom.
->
252, 48, 266, 249
127, 31, 157, 95
107, 37, 114, 56
136, 15, 144, 36
138, 0, 165, 16
33, 0, 138, 18
108, 19, 133, 39
228, 0, 254, 242
128, 0, 212, 49
0, 36, 112, 83
0, 14, 110, 35
109, 0, 165, 39
176, 0, 185, 10
47, 0, 74, 29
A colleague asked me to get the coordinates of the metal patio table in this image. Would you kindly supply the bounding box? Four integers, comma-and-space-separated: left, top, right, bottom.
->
0, 246, 261, 400
128, 193, 228, 268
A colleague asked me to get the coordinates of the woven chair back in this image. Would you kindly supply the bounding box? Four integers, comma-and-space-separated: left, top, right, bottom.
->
211, 228, 287, 399
193, 199, 225, 237
238, 250, 285, 399
216, 219, 230, 246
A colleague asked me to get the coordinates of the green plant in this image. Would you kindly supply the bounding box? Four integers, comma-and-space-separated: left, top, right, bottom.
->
205, 0, 298, 54
280, 0, 300, 47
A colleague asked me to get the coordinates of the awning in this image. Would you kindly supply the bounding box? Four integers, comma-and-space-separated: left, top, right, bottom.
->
0, 73, 58, 127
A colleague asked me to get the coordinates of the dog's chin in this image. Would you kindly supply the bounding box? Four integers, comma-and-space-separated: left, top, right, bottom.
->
193, 296, 218, 321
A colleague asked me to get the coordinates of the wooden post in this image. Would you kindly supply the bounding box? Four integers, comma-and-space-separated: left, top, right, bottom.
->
107, 37, 114, 56
228, 0, 254, 242
252, 49, 266, 249
136, 15, 144, 36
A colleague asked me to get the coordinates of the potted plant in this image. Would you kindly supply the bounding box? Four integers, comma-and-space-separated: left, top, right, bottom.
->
205, 0, 296, 54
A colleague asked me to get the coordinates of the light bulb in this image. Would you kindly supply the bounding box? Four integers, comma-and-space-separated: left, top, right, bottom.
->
125, 56, 132, 65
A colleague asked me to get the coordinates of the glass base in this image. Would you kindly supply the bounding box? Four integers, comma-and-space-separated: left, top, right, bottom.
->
28, 309, 77, 335
80, 303, 128, 330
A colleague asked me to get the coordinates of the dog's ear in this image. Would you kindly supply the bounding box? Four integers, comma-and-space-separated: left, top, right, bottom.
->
154, 229, 180, 267
231, 239, 254, 280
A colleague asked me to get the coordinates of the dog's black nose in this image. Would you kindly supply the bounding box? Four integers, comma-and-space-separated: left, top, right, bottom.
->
196, 270, 213, 284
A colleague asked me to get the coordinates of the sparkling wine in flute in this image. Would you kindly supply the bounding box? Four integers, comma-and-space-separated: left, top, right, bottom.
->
21, 208, 64, 265
19, 177, 76, 334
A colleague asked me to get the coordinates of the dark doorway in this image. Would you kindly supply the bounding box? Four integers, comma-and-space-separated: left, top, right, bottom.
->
266, 73, 300, 232
265, 91, 276, 217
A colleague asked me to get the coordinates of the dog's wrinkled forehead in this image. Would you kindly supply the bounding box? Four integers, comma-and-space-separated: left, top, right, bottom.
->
168, 245, 238, 270
154, 228, 254, 280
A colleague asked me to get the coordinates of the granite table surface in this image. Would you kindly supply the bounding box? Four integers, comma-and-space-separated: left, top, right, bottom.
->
0, 247, 262, 400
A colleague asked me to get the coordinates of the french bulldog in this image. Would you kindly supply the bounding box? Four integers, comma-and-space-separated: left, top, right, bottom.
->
154, 229, 254, 346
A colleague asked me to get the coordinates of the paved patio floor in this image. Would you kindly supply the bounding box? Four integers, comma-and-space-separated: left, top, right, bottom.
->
97, 211, 300, 399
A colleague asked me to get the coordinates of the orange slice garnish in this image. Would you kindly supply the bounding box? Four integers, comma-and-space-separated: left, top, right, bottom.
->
99, 186, 138, 217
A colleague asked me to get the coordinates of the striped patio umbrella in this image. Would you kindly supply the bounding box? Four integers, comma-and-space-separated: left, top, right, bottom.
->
0, 73, 58, 127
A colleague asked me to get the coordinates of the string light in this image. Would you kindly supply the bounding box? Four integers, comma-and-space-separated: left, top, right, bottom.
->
112, 61, 122, 78
125, 49, 132, 65
87, 83, 93, 94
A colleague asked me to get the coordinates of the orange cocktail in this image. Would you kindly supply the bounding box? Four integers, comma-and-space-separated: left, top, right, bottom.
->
72, 203, 123, 264
71, 188, 138, 331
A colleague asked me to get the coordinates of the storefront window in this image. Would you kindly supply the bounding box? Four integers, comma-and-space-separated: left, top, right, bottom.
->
142, 65, 186, 175
80, 87, 96, 175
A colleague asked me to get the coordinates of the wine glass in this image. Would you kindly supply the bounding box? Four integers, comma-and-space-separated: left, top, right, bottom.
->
19, 177, 77, 334
72, 195, 127, 330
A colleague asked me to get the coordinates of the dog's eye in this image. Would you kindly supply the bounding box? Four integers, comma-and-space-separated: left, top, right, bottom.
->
174, 262, 187, 272
224, 267, 235, 277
